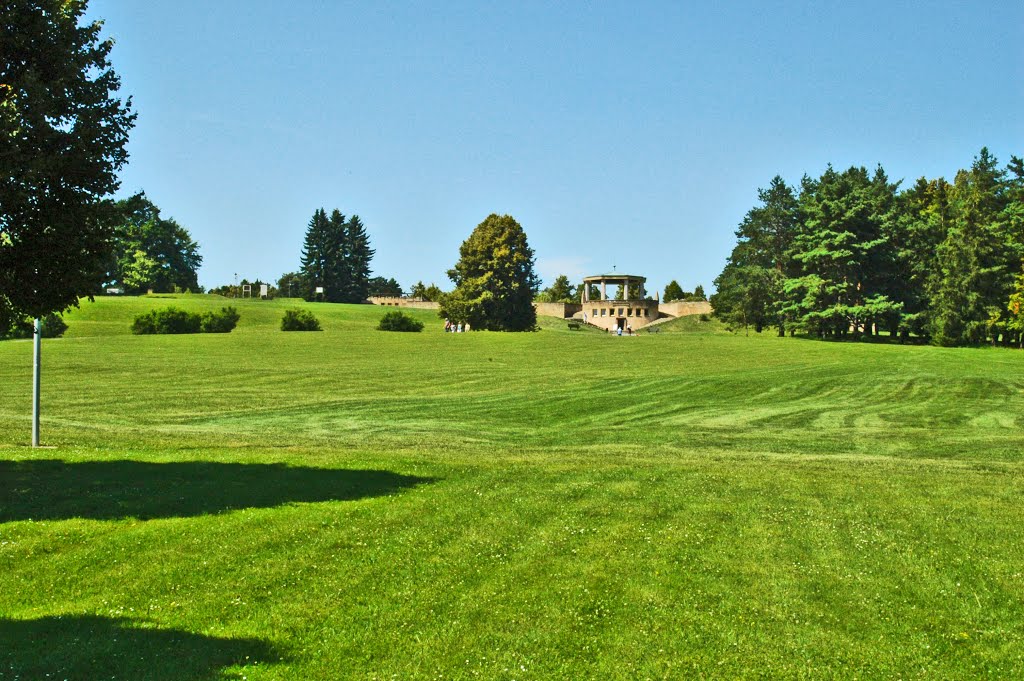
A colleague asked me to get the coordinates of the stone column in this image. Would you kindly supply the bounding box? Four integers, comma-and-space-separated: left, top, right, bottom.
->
601, 281, 606, 300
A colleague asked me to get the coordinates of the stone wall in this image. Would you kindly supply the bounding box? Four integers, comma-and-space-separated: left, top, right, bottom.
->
658, 300, 713, 318
368, 296, 440, 310
534, 302, 583, 319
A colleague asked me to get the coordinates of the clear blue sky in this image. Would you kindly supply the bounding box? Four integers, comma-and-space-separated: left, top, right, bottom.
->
87, 0, 1023, 296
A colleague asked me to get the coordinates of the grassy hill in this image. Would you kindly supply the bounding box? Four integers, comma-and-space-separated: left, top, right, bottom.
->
1, 296, 1023, 679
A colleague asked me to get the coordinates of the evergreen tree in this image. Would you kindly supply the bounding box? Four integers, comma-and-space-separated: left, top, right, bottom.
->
325, 209, 350, 302
367, 277, 403, 297
785, 166, 900, 338
714, 176, 799, 334
887, 177, 950, 340
300, 209, 330, 300
439, 214, 540, 331
298, 208, 374, 303
659, 280, 684, 303
929, 149, 1010, 345
536, 275, 575, 303
343, 214, 374, 302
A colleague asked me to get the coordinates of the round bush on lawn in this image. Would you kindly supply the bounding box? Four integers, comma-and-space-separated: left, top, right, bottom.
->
377, 310, 424, 332
281, 309, 321, 331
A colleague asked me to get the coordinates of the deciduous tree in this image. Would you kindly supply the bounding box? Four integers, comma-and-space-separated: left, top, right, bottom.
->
440, 214, 540, 331
0, 0, 135, 317
107, 194, 202, 293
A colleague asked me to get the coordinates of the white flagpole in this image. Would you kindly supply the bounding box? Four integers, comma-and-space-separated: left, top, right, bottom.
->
32, 317, 41, 447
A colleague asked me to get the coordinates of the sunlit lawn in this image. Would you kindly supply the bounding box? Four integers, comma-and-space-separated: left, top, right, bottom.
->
2, 295, 1023, 679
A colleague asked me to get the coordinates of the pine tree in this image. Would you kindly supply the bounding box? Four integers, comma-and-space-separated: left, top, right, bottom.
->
298, 208, 374, 303
299, 209, 331, 301
714, 175, 798, 334
887, 177, 950, 340
786, 166, 900, 338
325, 209, 350, 302
537, 275, 575, 303
343, 214, 374, 303
662, 280, 684, 302
929, 149, 1010, 345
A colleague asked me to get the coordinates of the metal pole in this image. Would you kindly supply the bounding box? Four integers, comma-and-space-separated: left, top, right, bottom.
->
32, 317, 41, 447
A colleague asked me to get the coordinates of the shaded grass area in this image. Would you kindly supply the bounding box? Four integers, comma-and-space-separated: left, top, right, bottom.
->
1, 297, 1024, 678
0, 459, 432, 522
0, 615, 283, 681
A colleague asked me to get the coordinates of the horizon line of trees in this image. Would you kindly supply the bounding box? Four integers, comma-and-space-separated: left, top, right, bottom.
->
711, 147, 1024, 347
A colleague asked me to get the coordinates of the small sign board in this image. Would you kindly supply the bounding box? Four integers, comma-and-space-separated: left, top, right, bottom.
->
260, 284, 269, 299
315, 286, 324, 294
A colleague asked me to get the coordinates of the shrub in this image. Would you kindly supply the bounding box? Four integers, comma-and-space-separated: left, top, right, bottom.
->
200, 306, 240, 333
132, 307, 201, 335
281, 309, 321, 331
377, 310, 424, 332
699, 313, 710, 322
2, 312, 68, 340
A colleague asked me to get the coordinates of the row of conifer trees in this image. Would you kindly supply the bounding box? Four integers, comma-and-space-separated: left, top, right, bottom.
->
711, 148, 1024, 346
294, 208, 375, 304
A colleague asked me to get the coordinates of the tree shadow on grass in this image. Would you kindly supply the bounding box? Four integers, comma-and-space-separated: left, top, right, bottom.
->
0, 460, 434, 522
0, 614, 282, 681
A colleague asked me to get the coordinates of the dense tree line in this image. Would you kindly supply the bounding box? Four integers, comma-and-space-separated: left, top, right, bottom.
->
294, 208, 374, 303
712, 148, 1024, 347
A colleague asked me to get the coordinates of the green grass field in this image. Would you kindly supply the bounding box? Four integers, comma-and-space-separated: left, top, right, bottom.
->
2, 295, 1023, 679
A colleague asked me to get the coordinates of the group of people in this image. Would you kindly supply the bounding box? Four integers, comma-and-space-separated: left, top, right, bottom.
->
444, 319, 467, 333
609, 323, 634, 336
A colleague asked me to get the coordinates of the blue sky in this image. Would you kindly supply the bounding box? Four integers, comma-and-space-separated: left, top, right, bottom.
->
87, 1, 1022, 296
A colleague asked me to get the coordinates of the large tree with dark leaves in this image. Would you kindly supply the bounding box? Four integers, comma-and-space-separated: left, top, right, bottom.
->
440, 214, 540, 331
107, 194, 202, 293
0, 0, 135, 319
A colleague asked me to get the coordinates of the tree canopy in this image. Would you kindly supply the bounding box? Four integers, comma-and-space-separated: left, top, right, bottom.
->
106, 194, 202, 293
663, 280, 684, 302
367, 276, 403, 297
536, 275, 575, 303
0, 0, 135, 318
439, 214, 540, 331
410, 281, 444, 301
